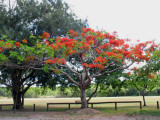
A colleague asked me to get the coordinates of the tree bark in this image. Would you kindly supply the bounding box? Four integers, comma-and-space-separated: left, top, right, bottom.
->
142, 94, 146, 106
21, 93, 24, 108
80, 86, 87, 109
21, 85, 24, 108
12, 90, 22, 110
12, 69, 23, 110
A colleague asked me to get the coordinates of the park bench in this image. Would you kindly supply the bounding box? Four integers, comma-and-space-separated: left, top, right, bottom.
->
0, 104, 36, 111
0, 104, 14, 111
47, 101, 142, 111
89, 101, 142, 110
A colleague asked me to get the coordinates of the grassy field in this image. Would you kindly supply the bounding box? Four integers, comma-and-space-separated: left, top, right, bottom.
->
0, 96, 160, 116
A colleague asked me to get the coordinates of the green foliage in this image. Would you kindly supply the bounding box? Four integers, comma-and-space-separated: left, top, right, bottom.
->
0, 54, 8, 63
0, 0, 87, 43
148, 50, 160, 72
0, 87, 12, 98
1, 86, 160, 98
123, 65, 160, 97
42, 64, 49, 73
9, 51, 25, 64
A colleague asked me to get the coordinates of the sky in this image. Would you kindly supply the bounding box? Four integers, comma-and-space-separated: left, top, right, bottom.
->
3, 0, 160, 44
65, 0, 160, 44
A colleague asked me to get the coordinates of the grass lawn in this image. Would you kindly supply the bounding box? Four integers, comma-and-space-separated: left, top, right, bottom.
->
0, 96, 160, 116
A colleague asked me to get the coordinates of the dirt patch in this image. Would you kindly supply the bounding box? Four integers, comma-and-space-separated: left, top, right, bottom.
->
0, 110, 160, 120
66, 108, 101, 115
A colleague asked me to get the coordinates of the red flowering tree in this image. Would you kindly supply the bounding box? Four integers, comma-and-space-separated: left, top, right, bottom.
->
0, 28, 157, 109
124, 66, 160, 106
41, 28, 157, 108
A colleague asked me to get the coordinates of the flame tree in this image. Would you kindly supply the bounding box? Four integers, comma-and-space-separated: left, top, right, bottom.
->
0, 28, 157, 109
124, 66, 160, 106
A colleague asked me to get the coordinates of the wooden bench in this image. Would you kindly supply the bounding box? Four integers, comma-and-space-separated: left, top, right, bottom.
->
0, 104, 36, 111
0, 104, 14, 111
47, 101, 142, 111
89, 101, 142, 110
47, 103, 77, 111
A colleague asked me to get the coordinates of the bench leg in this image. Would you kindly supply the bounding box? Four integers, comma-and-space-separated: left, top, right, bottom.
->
47, 104, 49, 111
91, 104, 93, 109
157, 101, 159, 110
33, 104, 35, 111
140, 101, 142, 110
68, 104, 70, 109
0, 105, 2, 111
115, 103, 117, 110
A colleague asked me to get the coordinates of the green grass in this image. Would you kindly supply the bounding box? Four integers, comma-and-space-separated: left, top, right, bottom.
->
0, 96, 160, 115
138, 110, 160, 116
126, 110, 160, 116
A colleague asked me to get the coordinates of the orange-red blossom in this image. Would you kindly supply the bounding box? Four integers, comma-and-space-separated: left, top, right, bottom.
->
22, 39, 27, 43
44, 58, 66, 64
82, 63, 105, 70
42, 32, 49, 39
25, 56, 35, 61
0, 48, 3, 53
42, 28, 157, 71
15, 42, 20, 47
147, 73, 155, 79
69, 30, 78, 37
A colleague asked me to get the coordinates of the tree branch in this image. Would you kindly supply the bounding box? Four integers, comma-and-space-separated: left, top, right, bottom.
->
0, 80, 12, 88
58, 63, 81, 77
60, 71, 80, 87
87, 83, 99, 102
94, 62, 134, 77
20, 70, 35, 84
22, 82, 37, 94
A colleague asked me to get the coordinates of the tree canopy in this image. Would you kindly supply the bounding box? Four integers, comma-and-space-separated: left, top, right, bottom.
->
0, 27, 158, 108
0, 0, 88, 42
124, 65, 160, 106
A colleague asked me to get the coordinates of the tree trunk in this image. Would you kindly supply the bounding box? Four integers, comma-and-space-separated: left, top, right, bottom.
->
142, 94, 146, 106
12, 91, 22, 110
11, 69, 23, 110
21, 93, 24, 109
21, 85, 24, 108
80, 87, 87, 109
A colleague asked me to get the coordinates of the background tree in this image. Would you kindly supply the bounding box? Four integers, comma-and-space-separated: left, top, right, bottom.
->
0, 0, 87, 42
147, 50, 160, 73
124, 66, 160, 106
